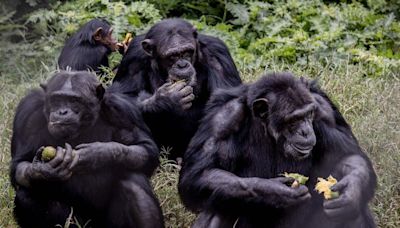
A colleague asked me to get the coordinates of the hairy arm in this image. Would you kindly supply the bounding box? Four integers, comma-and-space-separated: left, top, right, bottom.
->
11, 89, 75, 188
73, 91, 159, 177
311, 86, 377, 219
74, 127, 159, 177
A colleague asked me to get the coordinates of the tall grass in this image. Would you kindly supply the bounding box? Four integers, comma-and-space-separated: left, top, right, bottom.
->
0, 56, 399, 227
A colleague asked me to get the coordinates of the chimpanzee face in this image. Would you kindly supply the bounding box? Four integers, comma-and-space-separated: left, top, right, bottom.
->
141, 20, 198, 87
252, 80, 317, 160
93, 27, 118, 52
43, 72, 104, 140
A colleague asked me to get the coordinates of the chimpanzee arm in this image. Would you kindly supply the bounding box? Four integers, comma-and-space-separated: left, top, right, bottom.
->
73, 127, 159, 177
11, 89, 75, 188
311, 87, 377, 219
73, 91, 159, 177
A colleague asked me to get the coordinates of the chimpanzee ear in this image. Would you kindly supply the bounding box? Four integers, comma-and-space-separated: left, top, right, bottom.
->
141, 39, 154, 56
93, 27, 103, 41
252, 98, 269, 119
96, 84, 105, 100
40, 83, 47, 91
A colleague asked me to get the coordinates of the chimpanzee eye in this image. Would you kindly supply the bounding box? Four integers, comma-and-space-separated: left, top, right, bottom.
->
169, 54, 179, 63
183, 51, 192, 60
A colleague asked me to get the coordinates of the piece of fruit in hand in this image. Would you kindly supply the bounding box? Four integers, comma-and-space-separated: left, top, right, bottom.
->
315, 175, 340, 200
123, 32, 133, 44
283, 172, 309, 188
41, 146, 57, 162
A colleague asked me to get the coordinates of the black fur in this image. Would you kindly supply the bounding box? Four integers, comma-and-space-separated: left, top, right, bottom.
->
58, 19, 113, 72
179, 73, 377, 228
113, 18, 242, 158
10, 71, 164, 228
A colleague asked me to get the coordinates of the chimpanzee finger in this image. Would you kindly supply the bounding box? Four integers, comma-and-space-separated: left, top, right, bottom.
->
323, 195, 347, 209
293, 185, 310, 197
273, 177, 294, 184
49, 146, 66, 168
162, 82, 173, 88
33, 146, 45, 162
69, 151, 80, 170
169, 81, 186, 92
180, 94, 195, 105
60, 143, 73, 170
179, 85, 193, 96
297, 192, 312, 202
182, 103, 193, 110
330, 179, 348, 192
75, 144, 90, 150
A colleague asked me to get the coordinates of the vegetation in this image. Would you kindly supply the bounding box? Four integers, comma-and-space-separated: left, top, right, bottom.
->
0, 0, 399, 227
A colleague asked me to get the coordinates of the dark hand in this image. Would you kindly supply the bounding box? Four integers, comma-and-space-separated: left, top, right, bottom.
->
156, 81, 195, 110
73, 142, 120, 172
29, 143, 74, 181
323, 175, 362, 220
261, 177, 311, 208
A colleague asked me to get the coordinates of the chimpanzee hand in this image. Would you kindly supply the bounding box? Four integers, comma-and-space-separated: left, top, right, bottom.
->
72, 142, 121, 172
259, 177, 311, 208
155, 81, 195, 111
28, 143, 74, 181
323, 175, 362, 220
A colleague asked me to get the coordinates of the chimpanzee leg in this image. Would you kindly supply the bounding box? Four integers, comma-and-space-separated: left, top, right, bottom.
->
106, 174, 164, 228
14, 188, 74, 228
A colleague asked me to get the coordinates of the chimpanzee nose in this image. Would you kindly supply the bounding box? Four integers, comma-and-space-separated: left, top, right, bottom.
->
177, 61, 188, 69
58, 109, 69, 116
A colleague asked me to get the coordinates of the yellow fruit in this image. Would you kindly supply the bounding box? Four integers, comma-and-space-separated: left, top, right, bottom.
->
42, 146, 57, 162
283, 172, 309, 187
123, 33, 132, 44
315, 175, 340, 200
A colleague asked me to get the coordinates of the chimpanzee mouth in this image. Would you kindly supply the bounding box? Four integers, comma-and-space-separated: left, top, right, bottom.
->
292, 144, 313, 156
168, 73, 197, 87
49, 121, 77, 126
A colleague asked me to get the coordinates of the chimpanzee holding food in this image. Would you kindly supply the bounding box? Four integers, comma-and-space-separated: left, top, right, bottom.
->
114, 18, 242, 159
179, 73, 377, 228
58, 18, 129, 73
10, 71, 164, 228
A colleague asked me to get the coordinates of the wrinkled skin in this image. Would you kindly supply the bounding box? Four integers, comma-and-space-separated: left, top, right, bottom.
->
179, 73, 376, 228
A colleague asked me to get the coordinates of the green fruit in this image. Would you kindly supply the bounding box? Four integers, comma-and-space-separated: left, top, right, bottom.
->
283, 172, 309, 186
42, 146, 56, 162
330, 191, 340, 200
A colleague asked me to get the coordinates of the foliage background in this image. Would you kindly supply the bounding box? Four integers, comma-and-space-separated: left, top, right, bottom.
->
0, 0, 399, 227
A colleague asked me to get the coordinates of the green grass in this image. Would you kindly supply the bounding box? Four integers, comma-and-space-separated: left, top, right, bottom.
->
0, 57, 399, 227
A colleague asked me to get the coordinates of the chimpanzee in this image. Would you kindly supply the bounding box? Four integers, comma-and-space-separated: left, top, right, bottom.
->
179, 73, 377, 228
10, 71, 164, 228
113, 18, 242, 159
58, 18, 124, 73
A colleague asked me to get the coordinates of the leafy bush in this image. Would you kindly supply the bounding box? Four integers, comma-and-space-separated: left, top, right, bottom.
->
193, 0, 400, 76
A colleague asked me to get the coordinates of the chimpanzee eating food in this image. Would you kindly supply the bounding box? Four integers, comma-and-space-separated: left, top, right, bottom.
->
179, 73, 377, 228
58, 18, 125, 73
113, 18, 242, 159
10, 71, 164, 228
